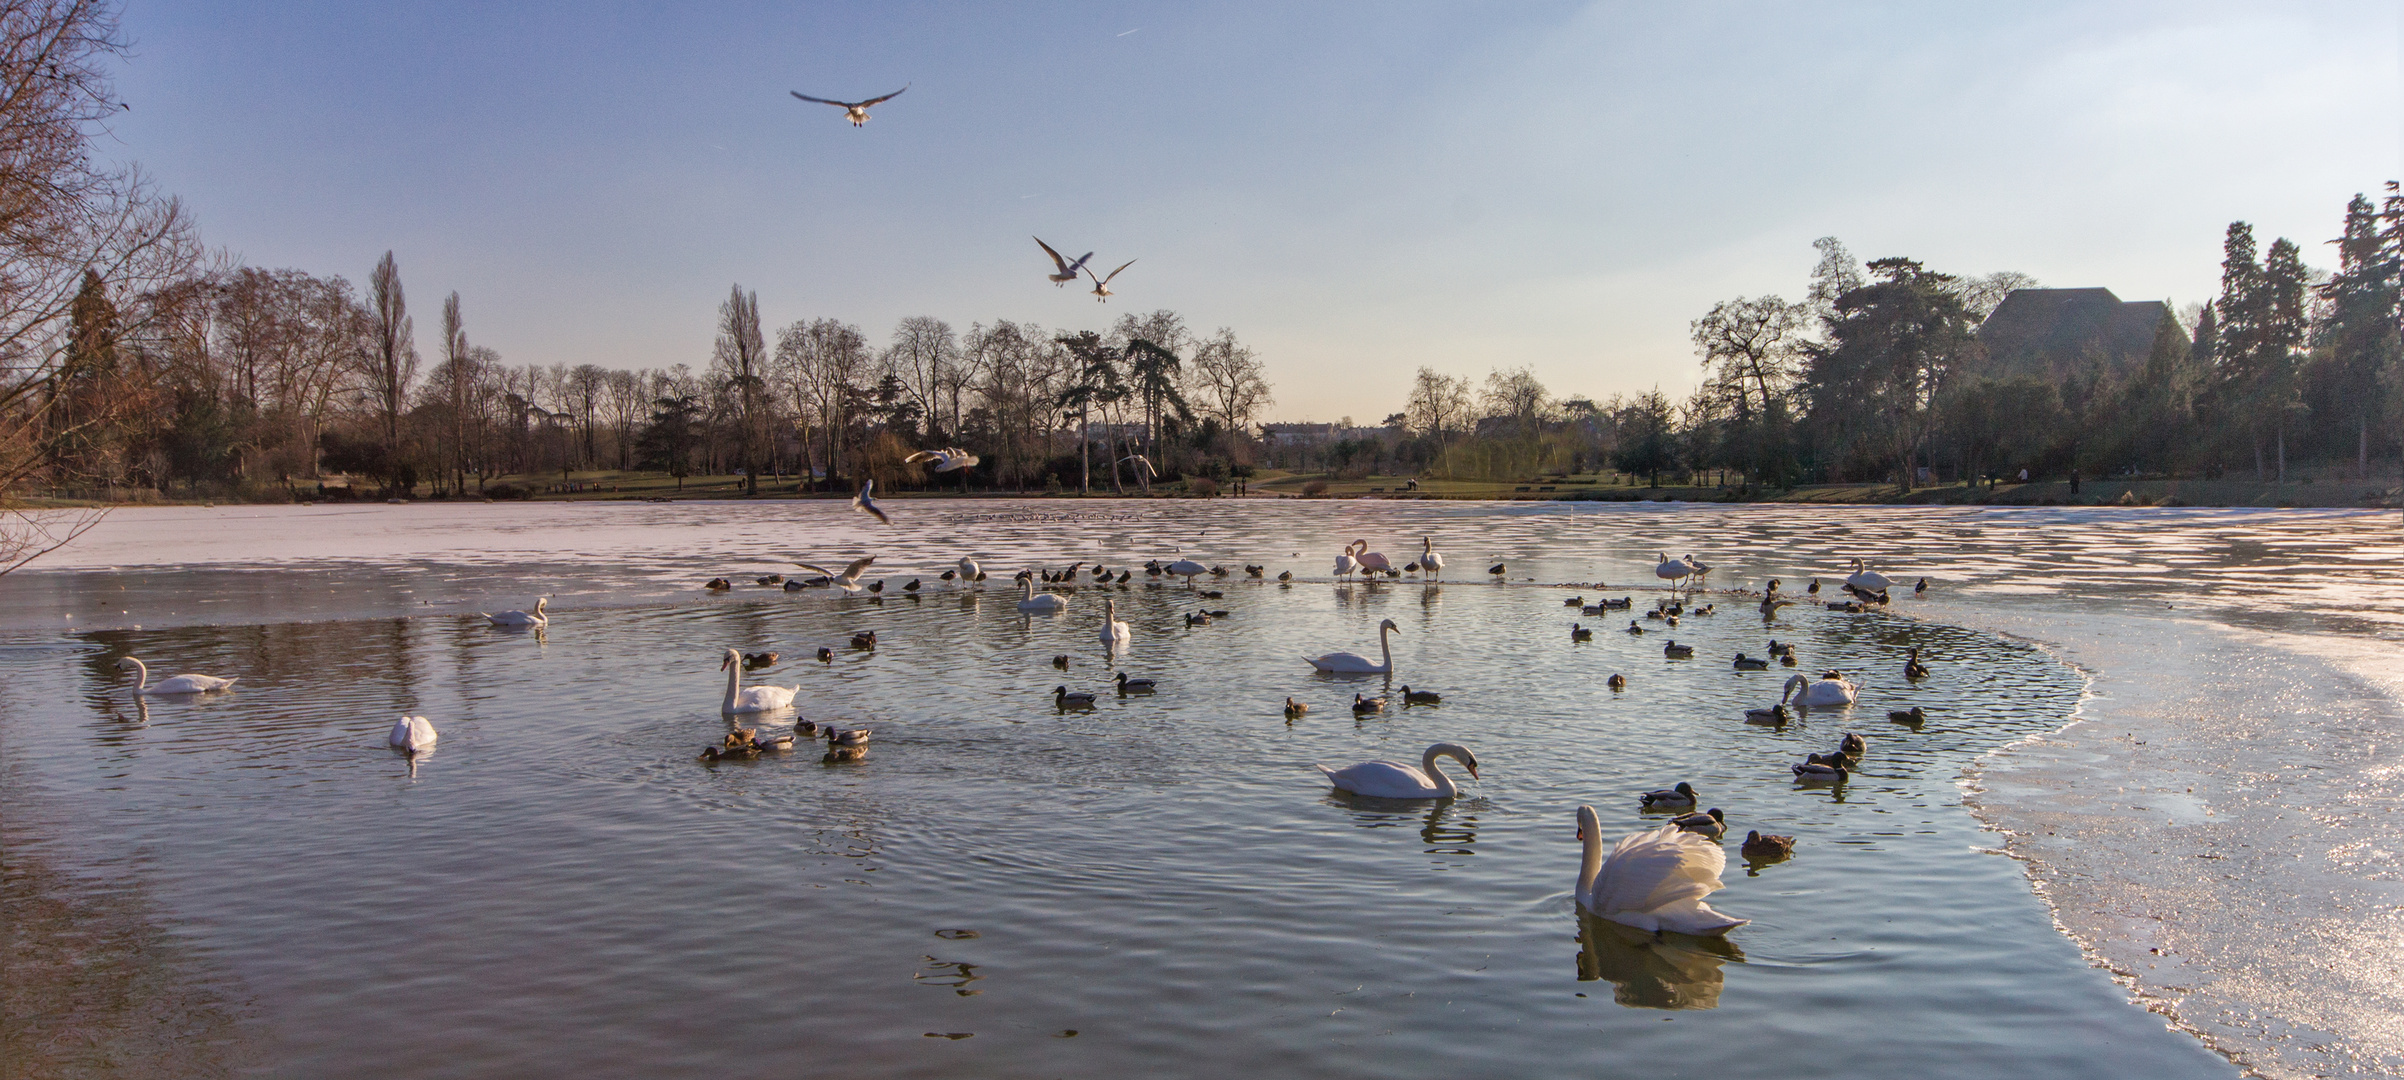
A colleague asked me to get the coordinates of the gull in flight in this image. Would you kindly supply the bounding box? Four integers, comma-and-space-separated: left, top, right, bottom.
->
1084, 259, 1135, 302
793, 556, 877, 592
851, 478, 889, 524
1035, 238, 1093, 287
790, 85, 908, 127
905, 448, 980, 472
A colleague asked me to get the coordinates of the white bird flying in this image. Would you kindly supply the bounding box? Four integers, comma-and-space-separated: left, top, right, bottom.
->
793, 556, 877, 592
790, 85, 907, 126
851, 478, 889, 524
1084, 259, 1135, 302
905, 448, 980, 472
1035, 237, 1093, 287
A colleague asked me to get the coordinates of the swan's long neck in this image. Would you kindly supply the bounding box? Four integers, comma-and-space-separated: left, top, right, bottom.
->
1379, 624, 1393, 669
1783, 674, 1805, 703
1420, 745, 1458, 798
1577, 810, 1604, 902
534, 597, 547, 616
126, 658, 147, 691
723, 657, 742, 710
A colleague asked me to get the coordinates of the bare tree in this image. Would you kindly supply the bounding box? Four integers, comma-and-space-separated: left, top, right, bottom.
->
1480, 366, 1550, 439
712, 285, 766, 493
1405, 366, 1473, 473
885, 315, 954, 441
1191, 327, 1271, 452
362, 251, 416, 490
1690, 295, 1807, 420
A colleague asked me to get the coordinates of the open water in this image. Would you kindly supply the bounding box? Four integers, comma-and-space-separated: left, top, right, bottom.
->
3, 499, 2394, 1078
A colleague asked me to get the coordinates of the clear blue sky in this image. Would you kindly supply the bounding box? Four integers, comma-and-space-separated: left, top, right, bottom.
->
111, 1, 2400, 423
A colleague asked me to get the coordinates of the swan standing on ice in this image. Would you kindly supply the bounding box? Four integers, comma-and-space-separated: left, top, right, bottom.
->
1017, 576, 1068, 612
1164, 559, 1208, 589
1418, 536, 1445, 580
1782, 671, 1859, 708
1306, 618, 1398, 674
793, 557, 876, 592
1101, 598, 1132, 651
114, 657, 238, 695
957, 556, 981, 587
1350, 540, 1393, 575
1316, 742, 1479, 799
1844, 558, 1891, 594
1333, 546, 1359, 582
388, 715, 438, 754
1654, 553, 1691, 594
480, 597, 549, 627
719, 648, 800, 713
1574, 806, 1747, 936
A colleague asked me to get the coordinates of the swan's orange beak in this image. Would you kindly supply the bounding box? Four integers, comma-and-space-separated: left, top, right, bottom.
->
719, 656, 732, 670
1467, 765, 1480, 779
1574, 827, 1584, 841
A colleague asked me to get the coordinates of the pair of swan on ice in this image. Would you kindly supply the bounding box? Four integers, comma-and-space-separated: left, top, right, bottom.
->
1315, 741, 1742, 937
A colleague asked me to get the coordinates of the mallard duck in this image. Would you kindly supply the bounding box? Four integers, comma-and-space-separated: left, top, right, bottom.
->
750, 731, 796, 751
1284, 697, 1309, 719
1209, 565, 1228, 578
1245, 564, 1265, 578
1581, 604, 1606, 616
1602, 597, 1633, 610
724, 728, 757, 747
706, 578, 732, 591
1606, 674, 1627, 690
1888, 706, 1927, 725
1806, 578, 1821, 594
850, 631, 877, 650
825, 728, 869, 748
1277, 570, 1293, 582
1184, 612, 1211, 627
1198, 590, 1224, 600
1663, 640, 1694, 659
1664, 615, 1680, 628
1115, 672, 1156, 694
822, 743, 867, 763
1055, 686, 1097, 709
1733, 653, 1768, 670
1352, 693, 1387, 713
1625, 621, 1644, 636
1639, 781, 1697, 810
1791, 756, 1849, 783
1116, 570, 1131, 584
1645, 609, 1667, 621
940, 569, 958, 582
1741, 830, 1795, 860
1780, 653, 1799, 667
1767, 640, 1793, 658
1834, 732, 1867, 758
1052, 654, 1070, 670
699, 744, 757, 762
1670, 807, 1726, 838
1564, 595, 1585, 607
756, 574, 784, 585
817, 647, 835, 663
1488, 563, 1506, 575
742, 651, 779, 669
1571, 624, 1593, 641
903, 578, 921, 592
1743, 703, 1790, 725
1904, 648, 1931, 680
1915, 577, 1928, 595
1691, 604, 1714, 615
1400, 686, 1441, 705
794, 719, 822, 736
1207, 609, 1230, 618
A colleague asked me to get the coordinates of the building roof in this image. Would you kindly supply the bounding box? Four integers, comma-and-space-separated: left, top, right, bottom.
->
1975, 287, 2169, 382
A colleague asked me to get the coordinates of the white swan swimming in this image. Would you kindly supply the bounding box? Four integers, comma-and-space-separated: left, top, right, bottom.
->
1306, 617, 1398, 674
388, 714, 438, 754
114, 657, 237, 695
1418, 536, 1445, 580
1575, 806, 1747, 936
1101, 598, 1131, 651
1782, 672, 1859, 708
720, 648, 800, 713
480, 597, 549, 627
1317, 742, 1478, 799
1017, 576, 1068, 612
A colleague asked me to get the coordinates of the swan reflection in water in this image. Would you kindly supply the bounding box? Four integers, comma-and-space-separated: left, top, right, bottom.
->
1575, 912, 1744, 1011
1325, 793, 1484, 858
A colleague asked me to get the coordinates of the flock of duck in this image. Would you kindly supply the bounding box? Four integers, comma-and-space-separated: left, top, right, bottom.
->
106, 544, 1933, 940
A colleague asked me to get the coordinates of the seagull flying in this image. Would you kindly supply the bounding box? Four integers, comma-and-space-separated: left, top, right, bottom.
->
905, 448, 980, 473
1035, 238, 1093, 287
790, 85, 908, 127
1085, 259, 1135, 302
850, 478, 890, 524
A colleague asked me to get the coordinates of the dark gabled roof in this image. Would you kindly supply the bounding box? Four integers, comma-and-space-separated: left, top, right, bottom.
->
1976, 287, 2169, 381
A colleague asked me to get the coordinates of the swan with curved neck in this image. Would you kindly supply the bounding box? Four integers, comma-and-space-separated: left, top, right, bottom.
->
1845, 558, 1892, 593
1316, 742, 1478, 799
1782, 672, 1858, 708
114, 657, 237, 695
1575, 805, 1746, 936
1017, 576, 1067, 612
480, 597, 549, 627
1351, 539, 1392, 574
1334, 544, 1359, 582
1306, 618, 1398, 673
1101, 598, 1131, 651
720, 648, 799, 713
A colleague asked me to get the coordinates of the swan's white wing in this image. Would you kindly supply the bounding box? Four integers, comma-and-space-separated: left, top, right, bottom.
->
1591, 826, 1728, 917
1306, 651, 1373, 670
1318, 760, 1438, 798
